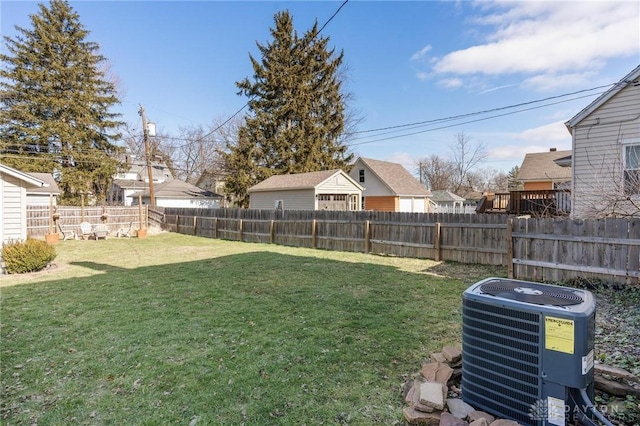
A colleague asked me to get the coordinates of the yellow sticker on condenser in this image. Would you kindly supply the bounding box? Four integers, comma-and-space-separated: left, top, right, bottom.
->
545, 316, 574, 354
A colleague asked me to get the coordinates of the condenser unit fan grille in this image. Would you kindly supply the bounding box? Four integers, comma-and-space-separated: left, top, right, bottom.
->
462, 299, 541, 425
479, 281, 584, 306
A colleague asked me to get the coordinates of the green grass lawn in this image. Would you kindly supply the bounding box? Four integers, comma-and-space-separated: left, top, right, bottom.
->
1, 232, 506, 425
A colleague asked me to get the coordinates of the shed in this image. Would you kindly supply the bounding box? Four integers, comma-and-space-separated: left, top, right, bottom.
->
1, 164, 45, 243
248, 169, 363, 211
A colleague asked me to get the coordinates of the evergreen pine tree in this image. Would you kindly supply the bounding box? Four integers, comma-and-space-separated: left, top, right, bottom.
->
0, 0, 123, 204
225, 11, 352, 207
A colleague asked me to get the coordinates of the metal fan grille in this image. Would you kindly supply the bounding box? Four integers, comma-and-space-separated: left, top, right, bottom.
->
480, 281, 583, 306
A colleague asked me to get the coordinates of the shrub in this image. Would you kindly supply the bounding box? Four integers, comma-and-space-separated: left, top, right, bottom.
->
1, 238, 57, 274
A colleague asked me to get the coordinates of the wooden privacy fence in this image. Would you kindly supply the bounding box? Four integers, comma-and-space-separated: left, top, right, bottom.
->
26, 205, 148, 238
159, 208, 640, 287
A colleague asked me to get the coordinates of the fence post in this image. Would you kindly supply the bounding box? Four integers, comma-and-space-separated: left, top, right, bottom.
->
506, 218, 514, 279
193, 216, 197, 236
238, 219, 243, 242
311, 219, 317, 248
364, 220, 371, 253
270, 220, 275, 244
176, 215, 180, 234
434, 222, 441, 261
214, 217, 218, 239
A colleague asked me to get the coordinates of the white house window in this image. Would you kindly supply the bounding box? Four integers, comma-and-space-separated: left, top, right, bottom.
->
623, 138, 640, 196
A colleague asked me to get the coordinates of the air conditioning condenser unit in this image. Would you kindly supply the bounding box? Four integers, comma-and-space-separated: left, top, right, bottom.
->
461, 277, 596, 426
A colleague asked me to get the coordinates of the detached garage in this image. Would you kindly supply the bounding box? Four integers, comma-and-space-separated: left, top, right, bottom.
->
248, 169, 363, 211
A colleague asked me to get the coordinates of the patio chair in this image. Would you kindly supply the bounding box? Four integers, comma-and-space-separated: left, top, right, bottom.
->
57, 221, 77, 240
94, 223, 109, 240
116, 221, 134, 238
79, 221, 94, 240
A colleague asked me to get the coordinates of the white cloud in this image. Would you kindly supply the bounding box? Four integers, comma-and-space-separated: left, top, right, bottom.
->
429, 1, 640, 89
511, 121, 571, 143
386, 152, 420, 174
411, 45, 432, 61
438, 78, 463, 88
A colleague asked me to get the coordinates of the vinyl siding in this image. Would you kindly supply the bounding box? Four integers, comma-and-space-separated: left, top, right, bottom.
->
317, 173, 361, 193
571, 82, 640, 217
2, 175, 28, 242
351, 168, 393, 196
250, 189, 316, 210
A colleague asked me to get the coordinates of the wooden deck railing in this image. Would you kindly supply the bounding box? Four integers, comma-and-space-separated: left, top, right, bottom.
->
477, 190, 571, 216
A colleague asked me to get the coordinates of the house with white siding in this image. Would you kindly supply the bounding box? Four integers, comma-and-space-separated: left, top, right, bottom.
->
248, 169, 363, 211
348, 157, 431, 212
130, 179, 223, 208
565, 65, 640, 218
1, 164, 45, 243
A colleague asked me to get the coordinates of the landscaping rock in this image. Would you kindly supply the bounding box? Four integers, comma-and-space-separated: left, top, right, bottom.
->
439, 411, 468, 426
442, 346, 461, 363
406, 379, 435, 413
421, 362, 454, 385
403, 406, 441, 425
468, 418, 489, 426
467, 410, 495, 424
431, 352, 448, 363
446, 398, 475, 419
419, 381, 447, 411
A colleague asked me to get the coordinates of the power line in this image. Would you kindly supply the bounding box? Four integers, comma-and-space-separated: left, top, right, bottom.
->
352, 83, 614, 135
350, 92, 599, 147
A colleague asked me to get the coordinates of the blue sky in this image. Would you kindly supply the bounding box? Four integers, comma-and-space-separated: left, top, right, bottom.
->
2, 1, 639, 175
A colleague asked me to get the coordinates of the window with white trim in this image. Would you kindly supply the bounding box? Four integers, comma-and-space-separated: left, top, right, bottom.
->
622, 138, 640, 196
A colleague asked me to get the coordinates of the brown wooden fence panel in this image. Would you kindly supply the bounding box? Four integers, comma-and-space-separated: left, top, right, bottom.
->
27, 205, 147, 238
51, 207, 640, 287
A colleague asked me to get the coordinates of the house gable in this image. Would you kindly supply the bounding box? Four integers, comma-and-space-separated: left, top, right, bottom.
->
517, 149, 572, 190
565, 65, 640, 217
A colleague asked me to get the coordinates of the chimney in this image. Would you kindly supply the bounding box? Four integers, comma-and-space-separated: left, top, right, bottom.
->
550, 148, 557, 152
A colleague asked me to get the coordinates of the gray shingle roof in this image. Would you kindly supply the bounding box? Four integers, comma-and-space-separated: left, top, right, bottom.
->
518, 150, 572, 181
356, 157, 431, 196
131, 179, 222, 199
248, 169, 348, 192
430, 190, 465, 202
26, 172, 60, 194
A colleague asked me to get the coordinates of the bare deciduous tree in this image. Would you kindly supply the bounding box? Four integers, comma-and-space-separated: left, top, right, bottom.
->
416, 154, 455, 190
449, 132, 487, 194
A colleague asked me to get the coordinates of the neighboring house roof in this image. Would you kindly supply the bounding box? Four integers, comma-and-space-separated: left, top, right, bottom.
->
554, 155, 572, 168
25, 172, 60, 195
518, 150, 572, 182
248, 169, 363, 192
112, 179, 151, 190
0, 163, 45, 187
130, 179, 223, 199
430, 190, 465, 203
565, 65, 640, 130
355, 157, 431, 196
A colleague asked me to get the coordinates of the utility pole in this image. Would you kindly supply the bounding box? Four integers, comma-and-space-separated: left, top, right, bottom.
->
139, 105, 156, 207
